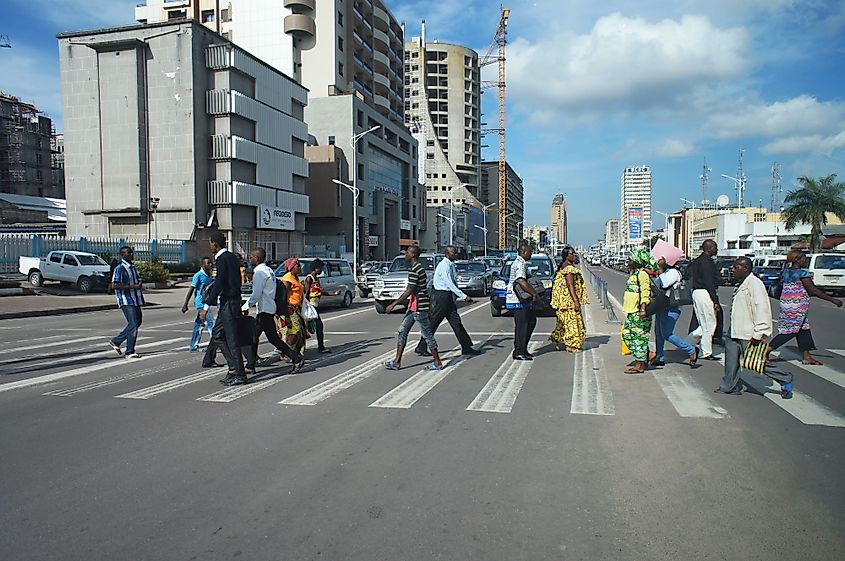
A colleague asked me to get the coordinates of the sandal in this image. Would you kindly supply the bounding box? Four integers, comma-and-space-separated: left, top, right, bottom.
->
385, 360, 400, 371
425, 363, 443, 371
802, 358, 823, 366
292, 359, 305, 373
624, 367, 644, 374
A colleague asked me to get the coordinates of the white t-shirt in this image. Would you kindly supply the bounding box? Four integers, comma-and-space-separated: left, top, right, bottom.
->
656, 268, 682, 296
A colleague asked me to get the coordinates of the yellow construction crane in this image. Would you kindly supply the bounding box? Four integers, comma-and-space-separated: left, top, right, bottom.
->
480, 7, 510, 249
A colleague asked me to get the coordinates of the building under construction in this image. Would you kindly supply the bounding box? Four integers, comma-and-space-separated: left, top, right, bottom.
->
0, 93, 64, 199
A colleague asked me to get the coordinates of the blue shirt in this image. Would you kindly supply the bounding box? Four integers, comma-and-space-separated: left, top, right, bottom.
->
191, 269, 214, 309
112, 260, 145, 307
432, 258, 467, 300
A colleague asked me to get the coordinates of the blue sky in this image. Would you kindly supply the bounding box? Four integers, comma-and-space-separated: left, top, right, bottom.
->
2, 0, 844, 245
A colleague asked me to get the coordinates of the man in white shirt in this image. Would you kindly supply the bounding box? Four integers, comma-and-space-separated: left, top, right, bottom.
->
414, 246, 480, 357
242, 247, 303, 373
716, 257, 793, 398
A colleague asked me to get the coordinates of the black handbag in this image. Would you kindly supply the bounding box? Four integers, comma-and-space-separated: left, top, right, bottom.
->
514, 275, 546, 306
644, 277, 669, 316
667, 278, 693, 307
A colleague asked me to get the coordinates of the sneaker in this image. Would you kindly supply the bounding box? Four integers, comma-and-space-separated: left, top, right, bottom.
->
780, 382, 793, 400
318, 348, 331, 354
125, 353, 141, 359
108, 340, 123, 356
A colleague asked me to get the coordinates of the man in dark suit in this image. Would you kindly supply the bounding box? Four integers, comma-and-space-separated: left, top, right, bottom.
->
200, 231, 247, 386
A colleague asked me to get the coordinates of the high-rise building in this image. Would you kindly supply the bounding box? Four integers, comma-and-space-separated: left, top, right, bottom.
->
523, 225, 549, 249
0, 94, 63, 199
620, 165, 652, 247
479, 161, 523, 250
58, 20, 310, 259
404, 21, 482, 208
604, 218, 620, 253
550, 193, 567, 245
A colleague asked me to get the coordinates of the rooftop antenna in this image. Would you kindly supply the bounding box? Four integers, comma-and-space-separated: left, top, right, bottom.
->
700, 156, 711, 207
720, 148, 747, 208
770, 161, 782, 212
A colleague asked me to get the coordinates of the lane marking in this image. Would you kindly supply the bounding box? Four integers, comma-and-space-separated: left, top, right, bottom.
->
197, 341, 372, 403
321, 308, 372, 322
571, 303, 615, 415
43, 356, 198, 397
654, 366, 730, 419
0, 338, 186, 394
773, 349, 845, 390
115, 367, 228, 400
467, 341, 542, 413
279, 348, 396, 406
0, 335, 107, 356
0, 337, 154, 376
369, 349, 464, 409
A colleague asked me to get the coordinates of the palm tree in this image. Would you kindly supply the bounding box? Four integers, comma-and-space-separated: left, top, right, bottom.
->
782, 174, 845, 252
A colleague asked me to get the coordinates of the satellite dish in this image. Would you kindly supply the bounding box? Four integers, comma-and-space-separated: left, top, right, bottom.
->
716, 194, 730, 208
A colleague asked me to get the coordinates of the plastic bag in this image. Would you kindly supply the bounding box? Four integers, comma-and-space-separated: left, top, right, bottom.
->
301, 298, 319, 321
620, 326, 631, 356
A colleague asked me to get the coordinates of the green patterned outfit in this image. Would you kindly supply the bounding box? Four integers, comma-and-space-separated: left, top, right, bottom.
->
622, 270, 652, 361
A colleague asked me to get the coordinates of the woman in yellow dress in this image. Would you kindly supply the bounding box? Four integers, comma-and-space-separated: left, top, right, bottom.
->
280, 257, 307, 355
550, 246, 588, 352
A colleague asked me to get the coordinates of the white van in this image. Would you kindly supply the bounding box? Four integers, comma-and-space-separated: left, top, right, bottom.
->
807, 253, 845, 295
751, 255, 787, 269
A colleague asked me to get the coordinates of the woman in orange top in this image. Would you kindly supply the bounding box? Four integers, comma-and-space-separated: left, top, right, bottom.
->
281, 257, 307, 354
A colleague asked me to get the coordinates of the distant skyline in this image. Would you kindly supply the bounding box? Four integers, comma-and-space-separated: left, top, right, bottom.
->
2, 0, 844, 245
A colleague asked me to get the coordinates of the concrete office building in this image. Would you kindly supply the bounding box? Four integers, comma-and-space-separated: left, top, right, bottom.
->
404, 22, 482, 208
305, 95, 422, 260
58, 21, 309, 260
0, 94, 63, 199
620, 165, 652, 248
479, 160, 523, 250
550, 193, 567, 245
604, 218, 620, 253
523, 225, 549, 249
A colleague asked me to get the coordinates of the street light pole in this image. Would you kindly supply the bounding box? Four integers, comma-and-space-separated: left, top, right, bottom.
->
437, 213, 455, 247
480, 202, 497, 256
349, 125, 381, 277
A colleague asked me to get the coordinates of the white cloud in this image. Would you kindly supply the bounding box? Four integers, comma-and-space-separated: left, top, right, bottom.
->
708, 95, 845, 139
761, 131, 845, 156
507, 13, 749, 120
653, 138, 695, 158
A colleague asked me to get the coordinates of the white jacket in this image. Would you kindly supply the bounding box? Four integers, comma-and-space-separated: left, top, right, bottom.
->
729, 274, 772, 341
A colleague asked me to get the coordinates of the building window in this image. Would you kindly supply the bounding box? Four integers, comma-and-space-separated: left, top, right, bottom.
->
426, 153, 434, 159
338, 62, 344, 77
328, 135, 336, 145
221, 8, 231, 21
338, 37, 344, 52
338, 11, 343, 26
357, 110, 364, 127
168, 9, 187, 20
36, 170, 43, 183
201, 10, 215, 22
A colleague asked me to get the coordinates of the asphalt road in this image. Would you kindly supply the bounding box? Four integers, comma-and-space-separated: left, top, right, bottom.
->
1, 283, 843, 561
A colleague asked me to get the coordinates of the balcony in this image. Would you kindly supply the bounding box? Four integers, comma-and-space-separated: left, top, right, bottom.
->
373, 94, 389, 111
283, 0, 315, 11
284, 14, 316, 42
352, 30, 373, 53
372, 5, 389, 31
373, 28, 389, 50
373, 72, 390, 93
373, 50, 389, 71
353, 5, 372, 31
354, 53, 374, 74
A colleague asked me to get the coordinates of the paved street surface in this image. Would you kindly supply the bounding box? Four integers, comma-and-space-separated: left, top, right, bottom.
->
1, 272, 844, 561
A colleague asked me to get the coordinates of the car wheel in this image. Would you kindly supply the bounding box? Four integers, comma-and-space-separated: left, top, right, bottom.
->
374, 300, 388, 314
28, 270, 43, 287
77, 276, 93, 293
490, 302, 501, 317
359, 289, 369, 298
342, 291, 353, 308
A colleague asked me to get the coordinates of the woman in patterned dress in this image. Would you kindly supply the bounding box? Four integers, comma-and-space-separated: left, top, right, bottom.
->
550, 246, 588, 352
280, 257, 308, 355
621, 249, 655, 374
768, 250, 841, 365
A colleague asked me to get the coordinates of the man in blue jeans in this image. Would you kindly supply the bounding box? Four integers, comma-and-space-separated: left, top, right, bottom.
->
181, 257, 215, 352
108, 246, 145, 359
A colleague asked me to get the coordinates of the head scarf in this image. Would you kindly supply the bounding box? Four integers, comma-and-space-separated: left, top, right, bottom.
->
630, 248, 657, 270
283, 256, 300, 273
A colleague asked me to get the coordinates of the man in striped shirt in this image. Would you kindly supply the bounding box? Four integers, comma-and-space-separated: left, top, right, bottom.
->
108, 246, 145, 359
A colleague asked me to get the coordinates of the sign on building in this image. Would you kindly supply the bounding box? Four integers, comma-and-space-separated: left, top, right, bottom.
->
367, 235, 380, 247
257, 205, 295, 230
628, 207, 643, 241
400, 219, 411, 230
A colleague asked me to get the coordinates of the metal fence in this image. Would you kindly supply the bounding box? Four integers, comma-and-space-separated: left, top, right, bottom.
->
583, 266, 621, 324
0, 234, 187, 273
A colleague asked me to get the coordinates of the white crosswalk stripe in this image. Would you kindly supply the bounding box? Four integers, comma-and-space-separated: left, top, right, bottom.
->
198, 341, 372, 403
0, 336, 154, 375
654, 366, 730, 419
44, 356, 199, 397
772, 349, 845, 390
467, 341, 542, 413
0, 335, 106, 356
115, 367, 228, 400
0, 337, 186, 394
369, 349, 464, 409
571, 345, 615, 415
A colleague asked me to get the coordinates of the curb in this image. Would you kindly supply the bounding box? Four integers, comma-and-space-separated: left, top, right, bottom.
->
0, 287, 36, 297
0, 302, 160, 321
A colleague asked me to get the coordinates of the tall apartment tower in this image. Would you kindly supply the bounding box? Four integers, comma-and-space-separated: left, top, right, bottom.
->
550, 193, 567, 245
479, 161, 523, 250
604, 218, 620, 253
620, 165, 652, 247
404, 21, 482, 207
0, 94, 63, 198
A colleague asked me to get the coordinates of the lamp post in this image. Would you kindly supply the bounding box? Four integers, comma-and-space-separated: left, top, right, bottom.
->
437, 213, 455, 246
349, 125, 381, 276
479, 202, 497, 256
333, 179, 361, 283
149, 197, 160, 240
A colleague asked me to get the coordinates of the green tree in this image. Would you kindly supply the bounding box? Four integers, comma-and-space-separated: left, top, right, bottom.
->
782, 174, 845, 252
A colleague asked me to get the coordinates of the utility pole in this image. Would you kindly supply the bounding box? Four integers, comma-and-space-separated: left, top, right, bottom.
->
771, 162, 782, 213
700, 157, 711, 207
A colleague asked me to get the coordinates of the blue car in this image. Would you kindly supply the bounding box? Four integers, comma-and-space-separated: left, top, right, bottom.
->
490, 254, 556, 317
754, 265, 783, 298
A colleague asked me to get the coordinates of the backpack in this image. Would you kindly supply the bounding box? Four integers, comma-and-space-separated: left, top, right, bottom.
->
273, 277, 289, 316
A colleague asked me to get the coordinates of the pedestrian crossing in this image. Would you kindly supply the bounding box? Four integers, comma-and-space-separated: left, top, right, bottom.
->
1, 331, 845, 429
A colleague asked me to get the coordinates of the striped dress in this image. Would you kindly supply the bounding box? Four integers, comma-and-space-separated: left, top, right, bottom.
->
777, 267, 812, 334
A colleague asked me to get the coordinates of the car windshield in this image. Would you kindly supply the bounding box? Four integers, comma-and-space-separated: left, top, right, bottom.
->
76, 254, 108, 266
501, 257, 554, 278
815, 255, 845, 270
389, 256, 438, 272
456, 262, 486, 273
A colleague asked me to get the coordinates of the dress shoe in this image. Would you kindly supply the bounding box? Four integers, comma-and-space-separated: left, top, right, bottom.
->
223, 376, 248, 386
203, 361, 223, 368
462, 348, 482, 356
513, 354, 533, 361
525, 352, 536, 358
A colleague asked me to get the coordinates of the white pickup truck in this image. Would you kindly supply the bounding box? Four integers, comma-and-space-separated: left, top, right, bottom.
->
19, 251, 112, 293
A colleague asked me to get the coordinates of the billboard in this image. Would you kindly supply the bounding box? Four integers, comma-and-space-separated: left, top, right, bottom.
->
257, 205, 295, 230
628, 207, 643, 241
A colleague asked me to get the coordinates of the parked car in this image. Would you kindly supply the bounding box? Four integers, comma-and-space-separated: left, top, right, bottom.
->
19, 251, 111, 293
489, 254, 555, 317
753, 265, 783, 296
474, 256, 504, 273
243, 258, 356, 308
752, 255, 787, 269
357, 260, 390, 297
807, 253, 845, 296
454, 260, 492, 296
372, 253, 444, 313
715, 258, 738, 285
